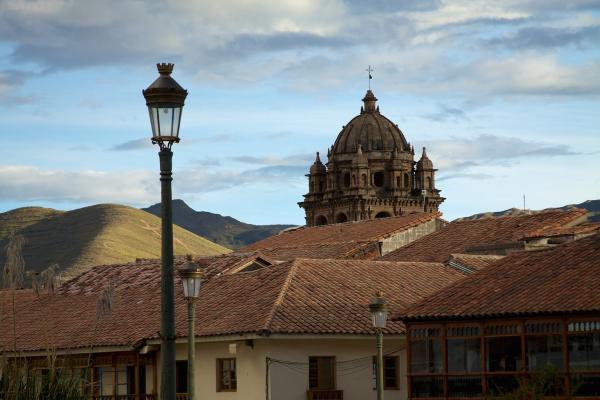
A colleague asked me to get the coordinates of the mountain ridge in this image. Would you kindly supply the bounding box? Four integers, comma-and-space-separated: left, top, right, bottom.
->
142, 199, 295, 249
455, 199, 600, 222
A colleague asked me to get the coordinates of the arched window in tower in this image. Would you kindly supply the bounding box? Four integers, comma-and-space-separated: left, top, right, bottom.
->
318, 180, 323, 192
315, 215, 328, 226
375, 211, 392, 219
336, 213, 348, 223
373, 171, 384, 187
396, 176, 401, 188
361, 174, 367, 186
403, 173, 409, 188
352, 174, 357, 186
426, 176, 432, 190
344, 172, 351, 188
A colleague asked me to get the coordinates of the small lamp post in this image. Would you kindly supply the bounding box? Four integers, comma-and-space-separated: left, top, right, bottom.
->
369, 291, 388, 400
143, 63, 188, 400
178, 255, 204, 400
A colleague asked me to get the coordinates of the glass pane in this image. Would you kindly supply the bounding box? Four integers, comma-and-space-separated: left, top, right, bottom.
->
448, 376, 483, 397
448, 338, 482, 372
411, 376, 443, 398
569, 333, 600, 370
157, 107, 174, 137
487, 375, 519, 396
383, 357, 398, 389
318, 357, 335, 389
148, 107, 158, 137
411, 339, 442, 373
486, 336, 522, 371
526, 335, 563, 370
172, 107, 181, 138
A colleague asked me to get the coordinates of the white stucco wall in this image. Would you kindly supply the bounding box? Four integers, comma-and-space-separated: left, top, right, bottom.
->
155, 336, 407, 400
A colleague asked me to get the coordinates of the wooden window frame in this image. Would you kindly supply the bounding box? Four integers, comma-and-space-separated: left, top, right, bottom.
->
407, 317, 600, 399
216, 358, 237, 392
308, 356, 337, 390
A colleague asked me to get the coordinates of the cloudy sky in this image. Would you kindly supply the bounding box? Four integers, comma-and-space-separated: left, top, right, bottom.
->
0, 0, 599, 225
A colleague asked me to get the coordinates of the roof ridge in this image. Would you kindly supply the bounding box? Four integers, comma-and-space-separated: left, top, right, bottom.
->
260, 260, 300, 334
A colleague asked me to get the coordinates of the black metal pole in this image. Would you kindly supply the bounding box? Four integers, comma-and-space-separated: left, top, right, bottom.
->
159, 148, 176, 400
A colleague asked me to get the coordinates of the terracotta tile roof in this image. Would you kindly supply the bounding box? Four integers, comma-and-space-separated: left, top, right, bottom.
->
446, 254, 505, 272
0, 255, 465, 352
242, 212, 442, 260
266, 259, 466, 335
523, 221, 600, 239
399, 233, 600, 321
380, 209, 587, 263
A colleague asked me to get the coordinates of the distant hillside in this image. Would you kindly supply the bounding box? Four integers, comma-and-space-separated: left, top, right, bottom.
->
143, 200, 295, 249
456, 199, 600, 222
0, 204, 230, 280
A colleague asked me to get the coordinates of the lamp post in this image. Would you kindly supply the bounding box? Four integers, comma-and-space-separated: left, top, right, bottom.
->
143, 63, 188, 400
178, 255, 204, 400
369, 291, 388, 400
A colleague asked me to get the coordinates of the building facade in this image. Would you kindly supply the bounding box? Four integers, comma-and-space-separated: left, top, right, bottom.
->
398, 233, 600, 399
299, 90, 444, 227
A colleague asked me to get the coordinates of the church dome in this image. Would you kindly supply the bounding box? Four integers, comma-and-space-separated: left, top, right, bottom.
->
331, 90, 409, 155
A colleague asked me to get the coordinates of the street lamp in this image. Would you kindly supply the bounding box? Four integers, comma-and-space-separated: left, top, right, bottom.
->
179, 255, 205, 400
369, 291, 388, 400
143, 63, 188, 400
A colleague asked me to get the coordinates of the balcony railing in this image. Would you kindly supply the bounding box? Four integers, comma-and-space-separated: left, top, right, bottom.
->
91, 396, 157, 400
306, 389, 343, 400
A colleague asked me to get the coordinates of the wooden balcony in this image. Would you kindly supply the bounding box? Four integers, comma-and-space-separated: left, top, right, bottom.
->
91, 396, 157, 400
306, 389, 343, 400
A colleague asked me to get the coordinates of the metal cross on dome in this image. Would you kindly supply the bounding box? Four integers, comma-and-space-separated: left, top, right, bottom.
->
366, 65, 374, 89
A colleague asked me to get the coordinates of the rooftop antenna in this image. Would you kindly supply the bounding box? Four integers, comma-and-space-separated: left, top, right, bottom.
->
523, 194, 526, 212
366, 65, 374, 90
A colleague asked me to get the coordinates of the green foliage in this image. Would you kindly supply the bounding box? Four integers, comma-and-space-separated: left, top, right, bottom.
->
499, 366, 570, 400
0, 355, 88, 400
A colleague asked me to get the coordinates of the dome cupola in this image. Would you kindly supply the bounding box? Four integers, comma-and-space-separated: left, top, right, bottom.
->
417, 147, 434, 170
310, 152, 326, 174
331, 90, 409, 155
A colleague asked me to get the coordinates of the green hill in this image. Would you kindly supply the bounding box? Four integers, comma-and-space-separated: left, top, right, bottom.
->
143, 199, 295, 249
0, 204, 230, 280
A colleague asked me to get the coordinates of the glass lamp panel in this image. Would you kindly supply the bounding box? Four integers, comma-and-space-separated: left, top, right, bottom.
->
172, 107, 181, 138
182, 278, 191, 298
148, 107, 159, 138
372, 310, 388, 328
158, 107, 175, 137
191, 277, 202, 298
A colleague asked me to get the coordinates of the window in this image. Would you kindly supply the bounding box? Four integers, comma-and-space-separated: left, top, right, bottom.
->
527, 335, 563, 370
569, 333, 600, 370
315, 215, 327, 226
343, 172, 351, 187
403, 173, 409, 188
176, 360, 188, 394
373, 171, 384, 187
426, 176, 432, 190
410, 328, 443, 373
361, 174, 367, 186
372, 356, 400, 390
309, 356, 336, 390
448, 338, 482, 372
396, 176, 400, 188
486, 336, 521, 371
335, 213, 348, 223
217, 358, 237, 392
